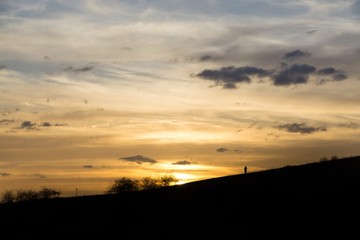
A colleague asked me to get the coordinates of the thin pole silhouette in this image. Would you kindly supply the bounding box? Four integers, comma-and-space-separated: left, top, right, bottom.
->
244, 166, 247, 174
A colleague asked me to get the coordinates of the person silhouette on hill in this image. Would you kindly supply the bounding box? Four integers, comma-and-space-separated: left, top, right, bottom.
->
244, 165, 247, 174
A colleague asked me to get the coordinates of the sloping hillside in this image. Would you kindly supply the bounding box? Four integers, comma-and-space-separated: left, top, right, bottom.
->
1, 156, 359, 238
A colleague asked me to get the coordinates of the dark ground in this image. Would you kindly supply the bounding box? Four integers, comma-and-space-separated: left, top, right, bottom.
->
1, 156, 360, 239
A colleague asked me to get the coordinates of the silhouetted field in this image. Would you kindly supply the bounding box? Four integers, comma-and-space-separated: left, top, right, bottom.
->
1, 156, 360, 238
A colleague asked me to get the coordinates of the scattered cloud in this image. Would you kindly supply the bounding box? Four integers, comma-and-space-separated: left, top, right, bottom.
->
196, 66, 269, 89
172, 160, 196, 165
265, 133, 280, 142
272, 63, 316, 86
281, 49, 311, 61
317, 67, 347, 83
40, 122, 51, 127
33, 173, 46, 179
216, 147, 230, 153
13, 121, 67, 131
55, 123, 68, 127
83, 165, 94, 168
119, 155, 157, 164
64, 66, 94, 73
199, 54, 220, 62
19, 121, 37, 129
338, 122, 358, 129
1, 172, 11, 177
0, 119, 14, 125
276, 122, 327, 134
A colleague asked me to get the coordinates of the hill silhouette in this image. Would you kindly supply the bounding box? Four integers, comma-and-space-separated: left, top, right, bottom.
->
1, 156, 360, 238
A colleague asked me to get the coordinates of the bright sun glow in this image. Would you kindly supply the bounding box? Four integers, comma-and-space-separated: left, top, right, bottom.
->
172, 173, 196, 185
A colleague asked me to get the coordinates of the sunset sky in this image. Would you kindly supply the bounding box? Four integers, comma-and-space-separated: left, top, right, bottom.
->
1, 0, 360, 197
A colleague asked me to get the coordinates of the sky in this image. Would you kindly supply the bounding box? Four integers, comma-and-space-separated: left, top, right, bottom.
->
1, 0, 360, 197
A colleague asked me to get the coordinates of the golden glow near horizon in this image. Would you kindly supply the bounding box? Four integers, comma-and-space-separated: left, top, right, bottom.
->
1, 1, 360, 197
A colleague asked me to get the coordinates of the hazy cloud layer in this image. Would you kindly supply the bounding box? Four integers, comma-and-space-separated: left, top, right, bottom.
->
119, 155, 157, 164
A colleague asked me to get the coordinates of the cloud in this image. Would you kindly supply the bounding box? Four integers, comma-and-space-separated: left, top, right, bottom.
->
33, 173, 46, 179
352, 0, 360, 13
40, 122, 51, 127
1, 172, 11, 177
195, 66, 269, 89
276, 122, 327, 134
172, 160, 196, 165
199, 54, 220, 62
83, 165, 94, 168
282, 49, 311, 61
0, 119, 14, 125
19, 121, 37, 129
272, 63, 317, 86
216, 147, 230, 153
317, 67, 347, 82
64, 66, 94, 73
119, 155, 157, 164
15, 121, 66, 130
338, 122, 358, 129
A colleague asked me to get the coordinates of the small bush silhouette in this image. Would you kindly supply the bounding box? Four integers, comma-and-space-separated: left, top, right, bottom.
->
1, 187, 61, 203
140, 176, 160, 190
1, 190, 15, 204
106, 177, 140, 194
